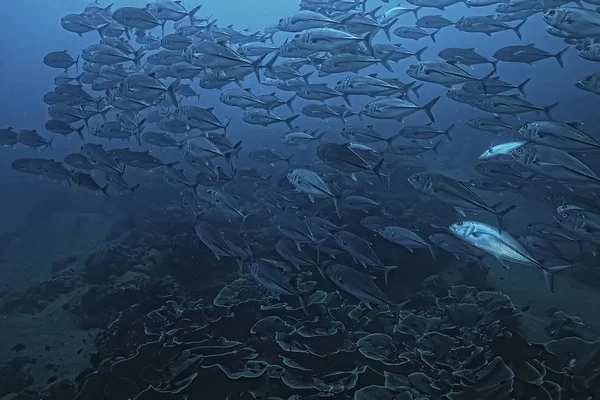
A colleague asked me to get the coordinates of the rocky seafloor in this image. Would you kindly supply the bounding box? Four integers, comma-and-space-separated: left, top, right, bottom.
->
0, 205, 599, 400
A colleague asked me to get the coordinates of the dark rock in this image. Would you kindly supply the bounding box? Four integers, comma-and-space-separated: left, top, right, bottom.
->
0, 357, 36, 397
51, 256, 78, 274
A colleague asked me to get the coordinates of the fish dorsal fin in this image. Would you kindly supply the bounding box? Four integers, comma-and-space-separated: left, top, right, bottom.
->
244, 88, 252, 92
206, 107, 215, 112
367, 124, 375, 128
567, 121, 583, 128
368, 73, 378, 78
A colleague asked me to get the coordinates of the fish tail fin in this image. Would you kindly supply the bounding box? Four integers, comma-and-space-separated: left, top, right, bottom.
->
481, 67, 496, 84
240, 212, 251, 231
99, 105, 112, 121
383, 265, 398, 287
223, 117, 232, 135
555, 46, 569, 68
543, 101, 559, 120
444, 123, 455, 143
101, 183, 110, 197
428, 245, 437, 261
430, 28, 440, 43
167, 79, 181, 108
302, 71, 313, 84
333, 194, 342, 220
391, 299, 410, 322
367, 5, 381, 20
133, 48, 146, 69
363, 28, 379, 57
188, 4, 202, 23
542, 265, 572, 294
380, 51, 394, 72
386, 132, 402, 149
489, 59, 498, 71
342, 94, 352, 107
517, 77, 531, 97
371, 157, 385, 179
96, 23, 109, 40
412, 6, 422, 18
411, 83, 423, 98
338, 13, 356, 26
492, 203, 517, 232
166, 161, 180, 168
297, 294, 309, 316
251, 52, 268, 83
284, 153, 295, 166
513, 18, 527, 40
430, 140, 440, 157
76, 125, 85, 141
265, 52, 279, 77
422, 96, 440, 123
381, 18, 397, 41
135, 118, 146, 147
74, 54, 80, 73
130, 183, 140, 196
285, 94, 297, 113
284, 114, 299, 131
415, 46, 428, 62
74, 72, 85, 85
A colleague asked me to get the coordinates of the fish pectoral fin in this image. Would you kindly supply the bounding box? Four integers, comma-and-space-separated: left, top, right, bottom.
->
361, 301, 373, 310
307, 194, 315, 203
455, 207, 467, 217
497, 258, 511, 269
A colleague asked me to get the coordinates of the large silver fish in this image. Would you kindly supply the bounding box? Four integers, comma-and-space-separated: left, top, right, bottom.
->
450, 220, 571, 293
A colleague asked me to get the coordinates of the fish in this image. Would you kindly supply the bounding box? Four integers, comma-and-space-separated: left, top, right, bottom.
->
511, 144, 600, 186
408, 172, 516, 231
334, 230, 397, 286
379, 225, 436, 261
250, 260, 309, 315
493, 44, 569, 67
44, 51, 79, 72
479, 141, 528, 160
362, 96, 440, 123
195, 221, 237, 261
450, 221, 571, 293
517, 121, 600, 151
406, 60, 495, 88
326, 264, 408, 310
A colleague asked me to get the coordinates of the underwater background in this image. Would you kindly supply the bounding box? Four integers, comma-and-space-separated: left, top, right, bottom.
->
1, 0, 600, 399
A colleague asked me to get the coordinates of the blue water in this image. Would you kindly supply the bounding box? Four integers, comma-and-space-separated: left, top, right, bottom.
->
1, 0, 600, 398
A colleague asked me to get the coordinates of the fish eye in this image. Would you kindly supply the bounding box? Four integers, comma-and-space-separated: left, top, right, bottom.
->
561, 212, 569, 219
548, 10, 555, 15
586, 76, 592, 81
456, 222, 463, 226
546, 194, 553, 200
411, 175, 419, 181
516, 148, 523, 154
